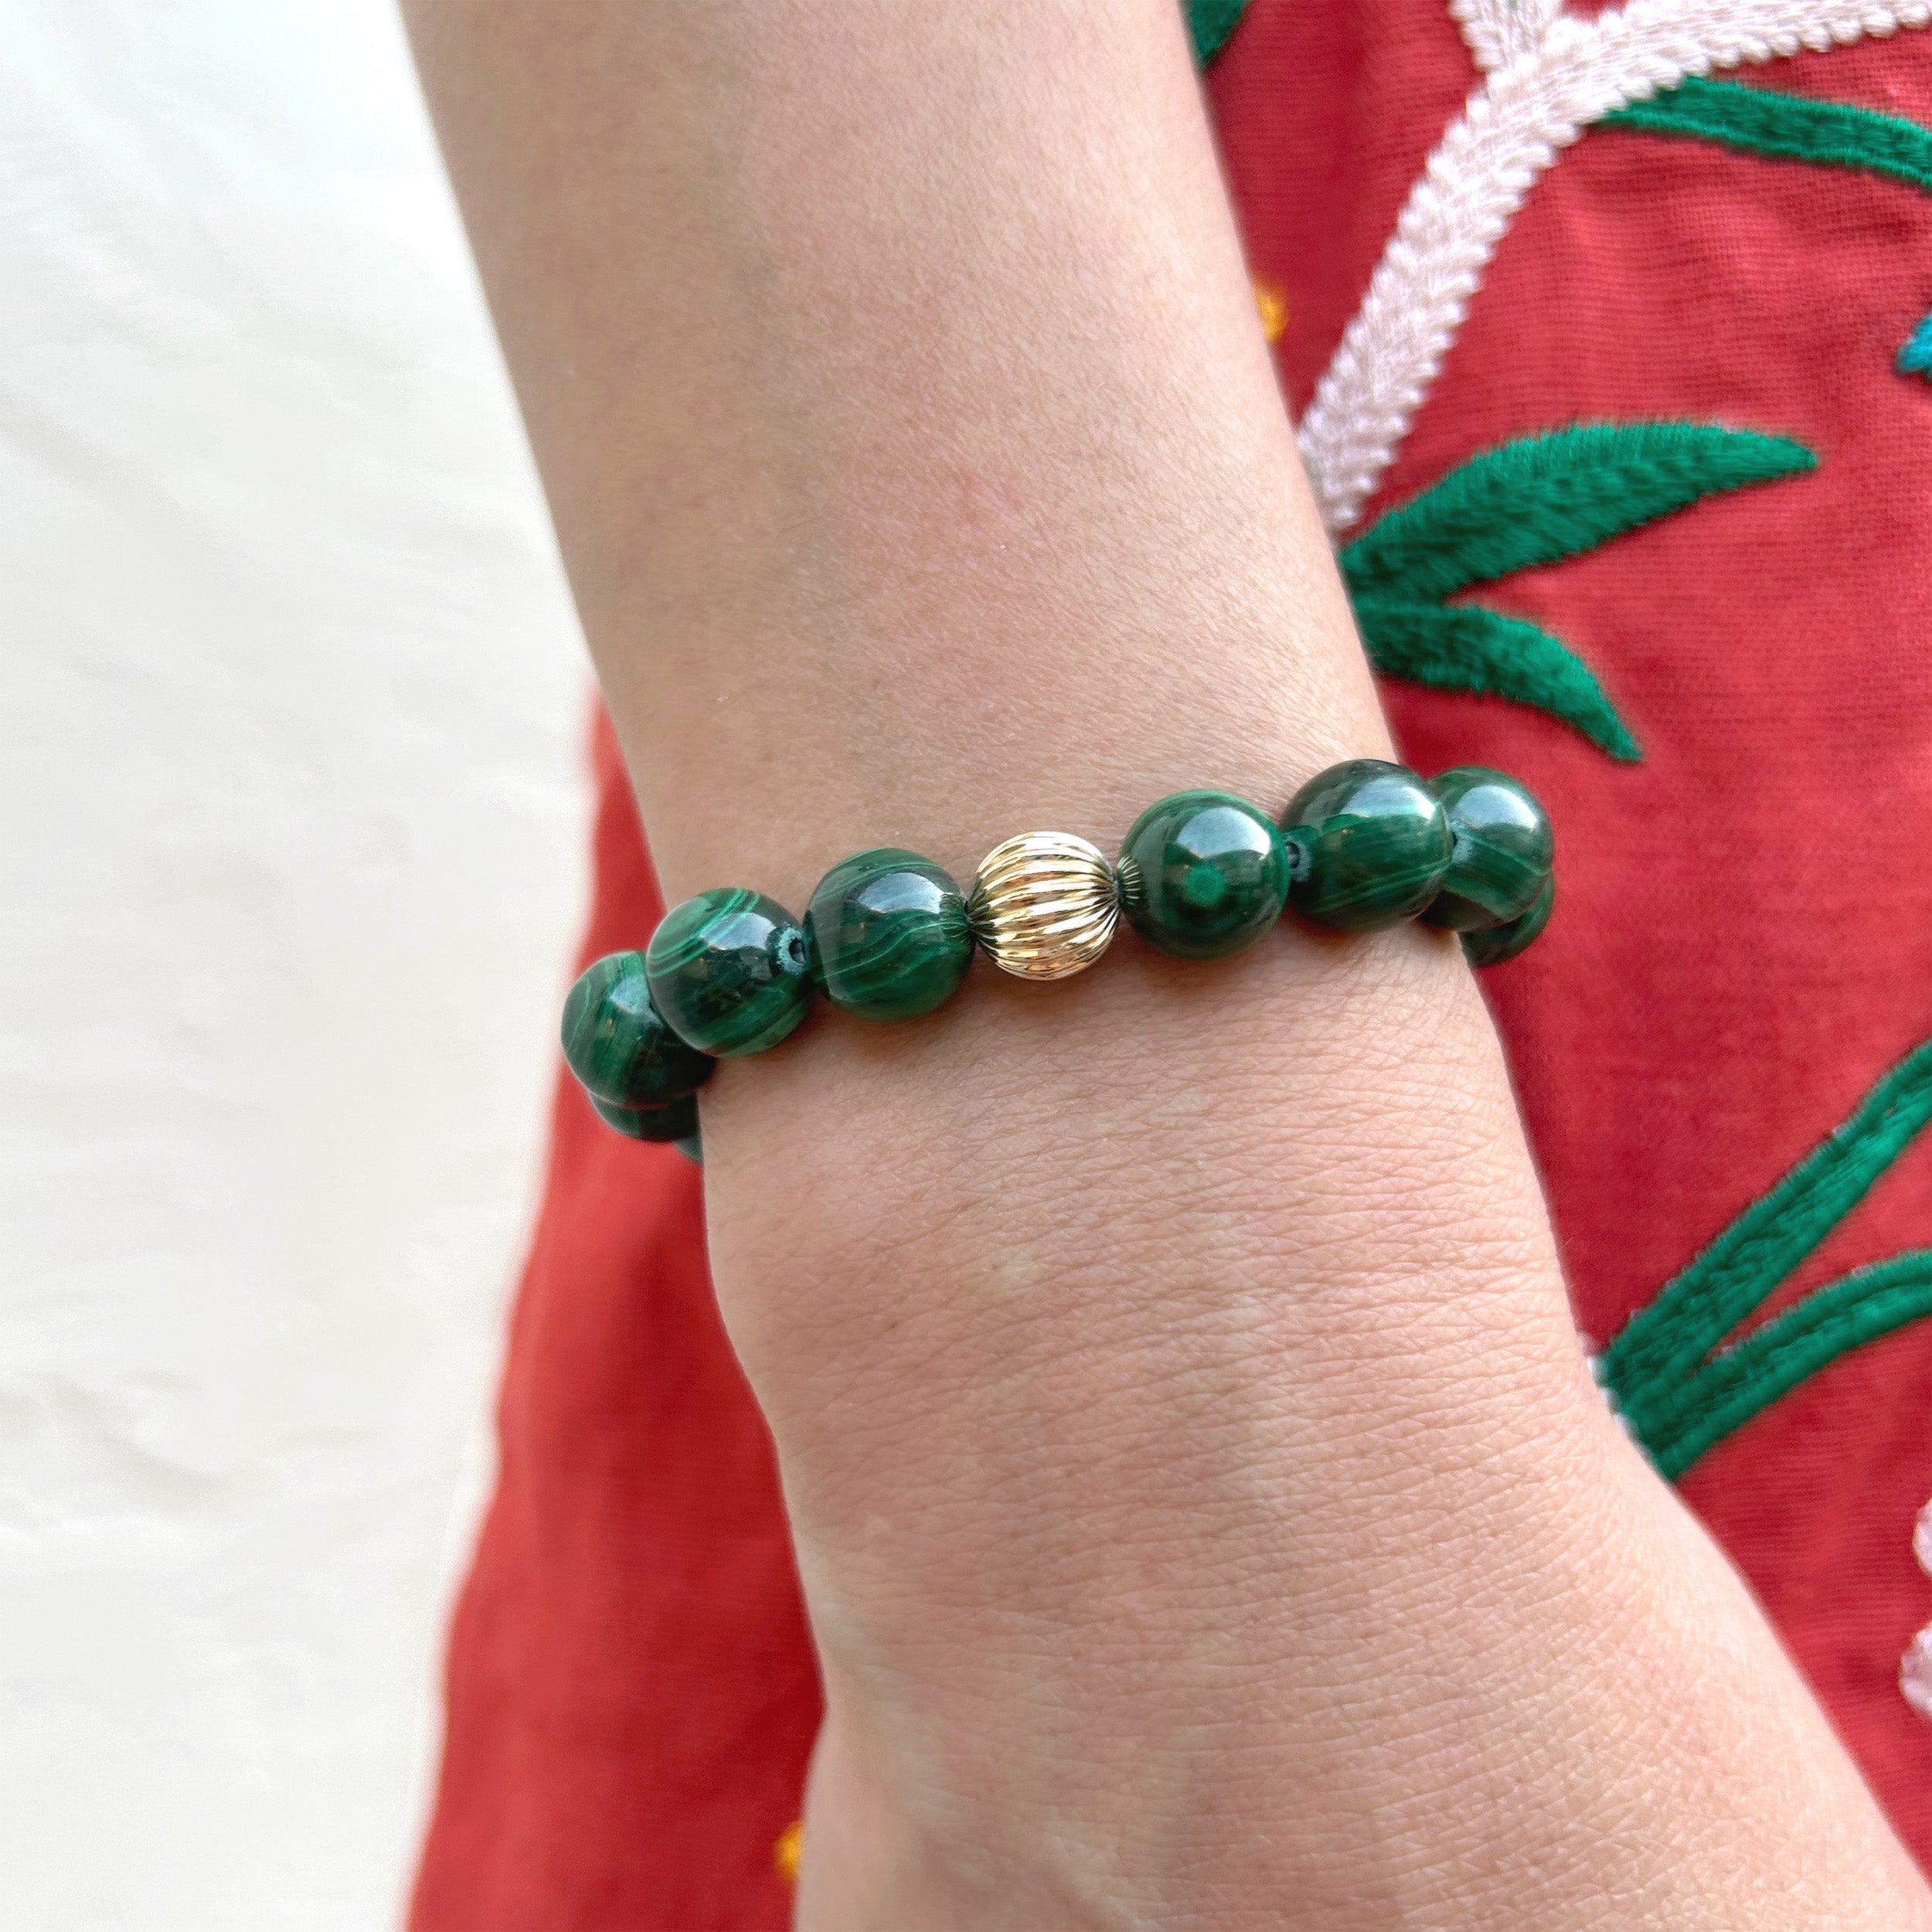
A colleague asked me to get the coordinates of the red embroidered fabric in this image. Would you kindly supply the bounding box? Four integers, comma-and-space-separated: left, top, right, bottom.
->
410, 12, 1932, 1925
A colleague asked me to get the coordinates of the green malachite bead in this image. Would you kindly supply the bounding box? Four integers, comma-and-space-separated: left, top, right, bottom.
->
645, 888, 814, 1057
674, 1132, 702, 1166
561, 951, 716, 1106
1116, 790, 1290, 961
805, 847, 975, 1021
1281, 758, 1452, 932
1421, 767, 1554, 933
589, 1091, 699, 1142
1461, 872, 1554, 968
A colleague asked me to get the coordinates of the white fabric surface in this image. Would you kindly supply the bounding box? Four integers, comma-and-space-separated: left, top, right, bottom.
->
0, 3, 585, 1924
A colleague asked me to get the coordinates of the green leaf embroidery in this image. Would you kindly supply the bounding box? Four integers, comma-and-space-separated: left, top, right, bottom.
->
1651, 1251, 1932, 1479
1603, 1036, 1932, 1477
1345, 83, 1932, 1473
1604, 75, 1932, 196
1604, 1035, 1932, 1437
1341, 423, 1816, 604
1351, 597, 1641, 762
1602, 78, 1932, 379
1340, 423, 1816, 759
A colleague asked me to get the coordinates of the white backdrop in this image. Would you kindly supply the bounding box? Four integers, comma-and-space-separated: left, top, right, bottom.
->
1, 3, 586, 1925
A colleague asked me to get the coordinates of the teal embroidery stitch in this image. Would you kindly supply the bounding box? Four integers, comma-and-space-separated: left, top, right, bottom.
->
1604, 74, 1932, 196
1188, 0, 1253, 65
1901, 311, 1932, 377
1600, 1036, 1932, 1477
1339, 423, 1815, 761
1349, 597, 1639, 761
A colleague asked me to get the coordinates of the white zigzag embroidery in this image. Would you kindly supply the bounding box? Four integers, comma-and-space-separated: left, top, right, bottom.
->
1298, 0, 1932, 535
1451, 0, 1569, 72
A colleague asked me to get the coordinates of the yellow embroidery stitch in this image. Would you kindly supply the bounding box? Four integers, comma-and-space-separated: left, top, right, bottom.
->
1253, 278, 1289, 345
774, 1818, 804, 1883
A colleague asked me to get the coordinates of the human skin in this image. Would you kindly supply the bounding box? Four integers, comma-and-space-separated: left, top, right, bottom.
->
402, 2, 1932, 1925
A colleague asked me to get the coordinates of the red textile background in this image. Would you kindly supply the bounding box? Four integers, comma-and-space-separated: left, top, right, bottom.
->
413, 11, 1932, 1925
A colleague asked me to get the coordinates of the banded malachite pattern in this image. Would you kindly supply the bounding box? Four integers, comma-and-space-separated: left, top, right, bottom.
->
805, 848, 975, 1022
1117, 790, 1290, 961
590, 1090, 697, 1145
560, 949, 715, 1107
1461, 872, 1554, 968
645, 888, 814, 1057
1421, 767, 1553, 934
1282, 759, 1451, 933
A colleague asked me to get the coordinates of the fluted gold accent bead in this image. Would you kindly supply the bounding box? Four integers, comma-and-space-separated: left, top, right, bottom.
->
968, 832, 1119, 981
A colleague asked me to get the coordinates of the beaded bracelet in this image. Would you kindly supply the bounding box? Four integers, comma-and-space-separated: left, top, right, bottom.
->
561, 758, 1554, 1162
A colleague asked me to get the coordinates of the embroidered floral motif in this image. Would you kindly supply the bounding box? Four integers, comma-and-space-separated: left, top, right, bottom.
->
1339, 422, 1814, 758
1298, 1, 1932, 534
1254, 6, 1932, 1480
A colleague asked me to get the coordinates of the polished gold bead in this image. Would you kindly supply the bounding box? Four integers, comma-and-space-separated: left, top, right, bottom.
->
968, 832, 1119, 981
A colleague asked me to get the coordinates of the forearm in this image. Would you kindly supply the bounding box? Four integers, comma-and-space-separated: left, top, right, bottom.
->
404, 2, 1930, 1925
